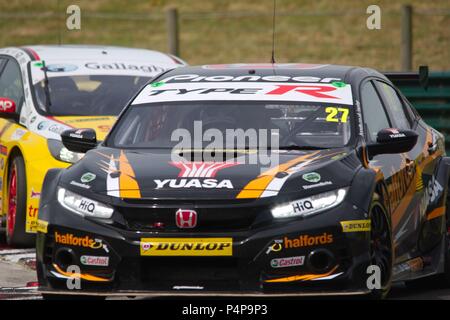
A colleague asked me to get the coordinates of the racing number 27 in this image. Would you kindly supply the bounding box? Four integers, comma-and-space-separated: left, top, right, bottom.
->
325, 107, 349, 123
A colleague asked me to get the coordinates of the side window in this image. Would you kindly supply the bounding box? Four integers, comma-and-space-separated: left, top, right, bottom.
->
375, 81, 411, 129
360, 81, 391, 142
0, 59, 24, 110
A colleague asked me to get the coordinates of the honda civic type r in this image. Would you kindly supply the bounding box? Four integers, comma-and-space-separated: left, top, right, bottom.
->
0, 45, 185, 246
36, 63, 450, 298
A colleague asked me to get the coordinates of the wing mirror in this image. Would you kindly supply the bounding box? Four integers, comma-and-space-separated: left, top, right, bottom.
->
61, 128, 97, 153
367, 128, 418, 158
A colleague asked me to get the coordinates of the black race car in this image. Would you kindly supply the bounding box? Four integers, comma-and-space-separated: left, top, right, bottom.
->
36, 63, 450, 299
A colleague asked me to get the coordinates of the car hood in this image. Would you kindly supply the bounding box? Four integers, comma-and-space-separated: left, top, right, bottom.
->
60, 147, 360, 200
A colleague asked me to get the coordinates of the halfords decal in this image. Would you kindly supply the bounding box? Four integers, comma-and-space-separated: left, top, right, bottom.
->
284, 233, 333, 248
132, 82, 353, 105
340, 220, 371, 232
55, 232, 107, 251
140, 238, 233, 256
271, 256, 305, 268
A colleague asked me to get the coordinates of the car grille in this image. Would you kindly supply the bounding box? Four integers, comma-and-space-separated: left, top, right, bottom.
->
116, 200, 271, 232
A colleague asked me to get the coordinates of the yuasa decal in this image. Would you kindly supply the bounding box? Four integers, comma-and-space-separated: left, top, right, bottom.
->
154, 161, 239, 189
154, 178, 234, 189
140, 238, 233, 256
133, 82, 353, 105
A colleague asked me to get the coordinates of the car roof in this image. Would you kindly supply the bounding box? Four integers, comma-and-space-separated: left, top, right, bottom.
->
9, 45, 185, 65
156, 63, 386, 83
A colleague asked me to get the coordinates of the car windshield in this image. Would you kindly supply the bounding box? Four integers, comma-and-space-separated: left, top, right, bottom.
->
33, 75, 151, 116
106, 101, 353, 150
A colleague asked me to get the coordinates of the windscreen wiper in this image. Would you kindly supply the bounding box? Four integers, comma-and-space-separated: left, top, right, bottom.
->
40, 61, 52, 113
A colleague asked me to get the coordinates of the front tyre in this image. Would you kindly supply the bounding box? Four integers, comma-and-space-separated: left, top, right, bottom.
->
369, 192, 394, 299
6, 153, 34, 247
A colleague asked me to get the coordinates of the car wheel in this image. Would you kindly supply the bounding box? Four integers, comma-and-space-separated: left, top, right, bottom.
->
5, 153, 34, 247
369, 192, 394, 299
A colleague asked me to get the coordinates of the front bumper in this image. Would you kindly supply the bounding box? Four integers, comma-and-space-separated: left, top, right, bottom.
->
36, 197, 372, 295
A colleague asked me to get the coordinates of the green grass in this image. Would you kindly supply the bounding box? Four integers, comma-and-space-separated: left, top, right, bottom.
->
0, 0, 449, 71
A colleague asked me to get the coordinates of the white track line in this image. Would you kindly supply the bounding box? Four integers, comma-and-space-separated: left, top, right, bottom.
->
1, 253, 36, 263
0, 249, 35, 255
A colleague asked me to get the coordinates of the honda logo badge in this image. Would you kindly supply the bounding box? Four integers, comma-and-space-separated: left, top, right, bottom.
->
175, 209, 197, 228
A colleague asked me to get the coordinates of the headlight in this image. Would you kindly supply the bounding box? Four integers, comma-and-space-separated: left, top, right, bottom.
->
57, 187, 114, 219
47, 139, 84, 163
271, 188, 348, 219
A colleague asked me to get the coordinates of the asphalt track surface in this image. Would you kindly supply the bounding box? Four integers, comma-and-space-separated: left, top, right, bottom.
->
0, 239, 448, 300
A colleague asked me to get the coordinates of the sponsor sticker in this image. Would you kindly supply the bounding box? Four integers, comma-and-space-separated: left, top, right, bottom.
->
80, 255, 109, 267
37, 121, 49, 130
302, 172, 321, 183
70, 181, 91, 189
30, 189, 41, 199
0, 145, 8, 156
36, 219, 48, 234
340, 220, 371, 232
46, 64, 78, 72
81, 172, 96, 183
291, 198, 314, 214
271, 256, 305, 268
133, 82, 353, 105
140, 238, 233, 256
54, 231, 106, 251
284, 233, 333, 248
10, 128, 27, 140
302, 181, 332, 190
266, 239, 283, 254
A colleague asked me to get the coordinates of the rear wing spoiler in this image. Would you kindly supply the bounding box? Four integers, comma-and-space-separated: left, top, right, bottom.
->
383, 65, 429, 90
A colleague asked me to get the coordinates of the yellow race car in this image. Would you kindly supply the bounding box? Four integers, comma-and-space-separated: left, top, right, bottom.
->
0, 45, 185, 246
